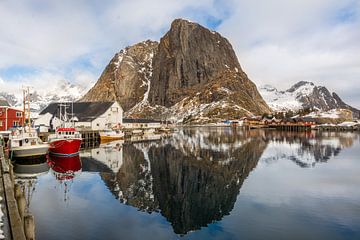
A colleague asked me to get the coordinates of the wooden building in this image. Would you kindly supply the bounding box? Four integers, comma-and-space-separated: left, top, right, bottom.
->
35, 102, 123, 131
0, 99, 24, 131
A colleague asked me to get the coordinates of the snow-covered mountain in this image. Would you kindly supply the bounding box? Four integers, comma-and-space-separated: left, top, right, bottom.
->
259, 81, 360, 118
0, 79, 92, 115
81, 19, 270, 123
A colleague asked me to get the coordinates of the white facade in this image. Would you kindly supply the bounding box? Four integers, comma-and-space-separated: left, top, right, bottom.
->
122, 122, 161, 129
35, 102, 123, 131
89, 102, 123, 130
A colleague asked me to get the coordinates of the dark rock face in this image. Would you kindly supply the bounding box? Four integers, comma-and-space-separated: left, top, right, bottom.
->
149, 137, 266, 234
81, 19, 270, 122
81, 40, 158, 111
149, 19, 241, 107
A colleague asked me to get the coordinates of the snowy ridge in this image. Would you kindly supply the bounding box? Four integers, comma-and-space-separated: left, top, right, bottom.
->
259, 81, 360, 118
259, 81, 315, 111
0, 79, 93, 116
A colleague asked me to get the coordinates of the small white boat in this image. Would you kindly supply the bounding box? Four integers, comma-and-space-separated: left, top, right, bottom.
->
8, 87, 49, 159
9, 129, 49, 159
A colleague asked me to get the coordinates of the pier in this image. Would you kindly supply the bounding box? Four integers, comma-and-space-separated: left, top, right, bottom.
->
0, 139, 34, 240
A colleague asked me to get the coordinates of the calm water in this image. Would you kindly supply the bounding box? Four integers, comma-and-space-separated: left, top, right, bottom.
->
13, 128, 360, 240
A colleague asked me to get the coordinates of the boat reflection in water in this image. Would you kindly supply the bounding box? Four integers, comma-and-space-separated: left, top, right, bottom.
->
48, 155, 82, 202
13, 157, 50, 214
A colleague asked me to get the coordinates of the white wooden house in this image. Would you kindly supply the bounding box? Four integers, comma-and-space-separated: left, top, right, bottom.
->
35, 101, 123, 131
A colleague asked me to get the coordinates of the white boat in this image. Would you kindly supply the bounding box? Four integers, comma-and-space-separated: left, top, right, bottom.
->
8, 87, 49, 159
9, 128, 49, 159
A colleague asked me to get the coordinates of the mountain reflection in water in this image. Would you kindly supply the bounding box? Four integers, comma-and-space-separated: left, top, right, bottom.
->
13, 128, 360, 239
96, 129, 359, 235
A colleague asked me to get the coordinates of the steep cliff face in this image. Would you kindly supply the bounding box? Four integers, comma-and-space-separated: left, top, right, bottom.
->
149, 19, 241, 106
81, 19, 270, 122
81, 40, 158, 111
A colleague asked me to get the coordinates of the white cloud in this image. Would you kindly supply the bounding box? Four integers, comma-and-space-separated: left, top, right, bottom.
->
0, 0, 359, 107
218, 0, 360, 107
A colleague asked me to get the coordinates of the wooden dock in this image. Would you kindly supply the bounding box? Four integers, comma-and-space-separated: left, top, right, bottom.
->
0, 141, 33, 240
80, 130, 100, 149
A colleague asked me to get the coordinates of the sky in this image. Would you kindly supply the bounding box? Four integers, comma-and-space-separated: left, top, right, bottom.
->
0, 0, 359, 107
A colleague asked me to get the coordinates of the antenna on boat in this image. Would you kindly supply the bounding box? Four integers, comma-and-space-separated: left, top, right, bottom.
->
22, 87, 26, 128
22, 86, 32, 133
27, 86, 31, 133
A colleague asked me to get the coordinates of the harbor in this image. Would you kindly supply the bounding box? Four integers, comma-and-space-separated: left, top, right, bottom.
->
0, 128, 359, 239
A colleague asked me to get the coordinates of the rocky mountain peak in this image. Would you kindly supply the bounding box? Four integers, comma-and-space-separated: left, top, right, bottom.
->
287, 81, 314, 93
81, 18, 270, 123
81, 40, 159, 111
259, 81, 360, 118
149, 18, 243, 107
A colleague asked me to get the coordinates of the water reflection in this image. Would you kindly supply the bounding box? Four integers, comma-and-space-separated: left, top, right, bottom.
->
262, 131, 360, 167
13, 157, 50, 212
13, 129, 360, 239
96, 129, 360, 235
100, 128, 268, 234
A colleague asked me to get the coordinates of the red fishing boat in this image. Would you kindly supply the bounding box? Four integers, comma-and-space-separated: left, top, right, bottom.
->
48, 127, 82, 156
48, 103, 82, 156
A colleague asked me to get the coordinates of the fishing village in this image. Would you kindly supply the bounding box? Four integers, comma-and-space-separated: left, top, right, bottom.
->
0, 86, 359, 239
1, 2, 360, 238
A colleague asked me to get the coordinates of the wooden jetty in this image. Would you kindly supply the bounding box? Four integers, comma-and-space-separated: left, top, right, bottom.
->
0, 138, 34, 240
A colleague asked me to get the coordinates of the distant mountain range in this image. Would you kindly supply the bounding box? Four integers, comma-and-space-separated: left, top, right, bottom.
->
0, 80, 91, 116
259, 81, 360, 118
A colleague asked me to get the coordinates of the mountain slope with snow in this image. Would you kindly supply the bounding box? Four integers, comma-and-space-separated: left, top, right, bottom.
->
0, 79, 92, 115
259, 81, 360, 118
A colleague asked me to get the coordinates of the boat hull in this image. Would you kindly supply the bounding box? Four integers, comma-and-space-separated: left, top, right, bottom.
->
11, 144, 49, 159
49, 139, 82, 156
99, 132, 124, 142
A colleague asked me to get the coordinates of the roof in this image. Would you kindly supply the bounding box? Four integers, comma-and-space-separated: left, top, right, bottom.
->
0, 98, 10, 107
39, 102, 116, 122
123, 118, 162, 123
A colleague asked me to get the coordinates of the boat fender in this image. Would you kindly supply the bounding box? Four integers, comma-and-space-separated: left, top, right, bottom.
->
25, 138, 29, 143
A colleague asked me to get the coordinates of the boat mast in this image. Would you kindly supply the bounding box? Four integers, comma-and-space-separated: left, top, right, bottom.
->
22, 88, 25, 127
27, 86, 31, 133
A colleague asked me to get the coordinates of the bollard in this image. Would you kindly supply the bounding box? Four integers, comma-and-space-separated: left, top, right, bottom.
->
24, 214, 35, 240
16, 194, 26, 222
14, 184, 22, 199
9, 163, 15, 185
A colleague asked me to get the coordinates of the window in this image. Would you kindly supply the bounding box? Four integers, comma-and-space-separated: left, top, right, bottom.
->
13, 121, 19, 127
0, 121, 2, 127
111, 107, 118, 112
16, 112, 22, 117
